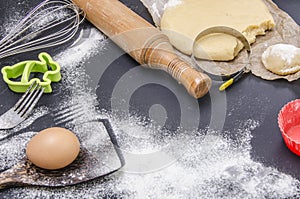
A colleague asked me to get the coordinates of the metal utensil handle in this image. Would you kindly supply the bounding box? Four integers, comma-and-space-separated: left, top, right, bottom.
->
192, 26, 252, 91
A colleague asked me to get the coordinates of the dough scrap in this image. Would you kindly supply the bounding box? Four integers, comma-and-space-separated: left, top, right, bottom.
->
161, 0, 275, 61
262, 44, 300, 75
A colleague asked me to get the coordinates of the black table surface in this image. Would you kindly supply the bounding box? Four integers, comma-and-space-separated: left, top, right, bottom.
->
0, 0, 300, 197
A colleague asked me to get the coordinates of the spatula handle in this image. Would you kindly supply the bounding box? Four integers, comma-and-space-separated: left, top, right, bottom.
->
72, 0, 211, 98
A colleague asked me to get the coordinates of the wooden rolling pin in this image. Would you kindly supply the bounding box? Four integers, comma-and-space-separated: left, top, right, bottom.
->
72, 0, 212, 98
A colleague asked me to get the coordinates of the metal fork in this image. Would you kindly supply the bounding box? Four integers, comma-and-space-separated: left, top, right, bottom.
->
0, 81, 44, 130
0, 102, 87, 142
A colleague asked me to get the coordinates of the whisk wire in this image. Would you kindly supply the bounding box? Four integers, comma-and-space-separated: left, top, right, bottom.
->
0, 0, 51, 48
1, 4, 82, 50
0, 0, 85, 60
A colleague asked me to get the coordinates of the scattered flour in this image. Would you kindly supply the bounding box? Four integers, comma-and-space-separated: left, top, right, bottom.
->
54, 28, 106, 69
0, 12, 23, 37
0, 1, 300, 198
2, 119, 300, 198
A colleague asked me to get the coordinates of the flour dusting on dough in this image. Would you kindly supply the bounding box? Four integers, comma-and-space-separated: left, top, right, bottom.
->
263, 44, 298, 65
164, 0, 182, 10
262, 44, 300, 75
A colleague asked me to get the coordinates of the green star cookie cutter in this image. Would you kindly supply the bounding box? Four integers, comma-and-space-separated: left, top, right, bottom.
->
1, 52, 61, 93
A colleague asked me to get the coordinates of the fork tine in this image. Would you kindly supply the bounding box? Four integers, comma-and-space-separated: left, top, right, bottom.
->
54, 104, 85, 125
21, 86, 45, 118
15, 82, 39, 114
54, 104, 84, 118
19, 85, 44, 118
55, 112, 85, 126
0, 81, 44, 130
14, 81, 37, 110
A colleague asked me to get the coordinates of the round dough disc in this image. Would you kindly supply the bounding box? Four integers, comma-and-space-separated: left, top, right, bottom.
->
262, 44, 300, 75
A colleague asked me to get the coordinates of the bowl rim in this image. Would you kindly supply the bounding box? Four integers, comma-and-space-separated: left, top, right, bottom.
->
278, 99, 300, 145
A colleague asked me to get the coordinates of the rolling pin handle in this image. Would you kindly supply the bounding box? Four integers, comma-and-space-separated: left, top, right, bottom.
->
165, 58, 212, 98
72, 0, 212, 98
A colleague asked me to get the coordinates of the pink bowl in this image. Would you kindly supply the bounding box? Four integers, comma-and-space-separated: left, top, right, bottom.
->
278, 99, 300, 156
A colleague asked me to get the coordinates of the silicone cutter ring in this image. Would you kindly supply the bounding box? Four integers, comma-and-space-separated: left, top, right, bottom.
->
191, 26, 252, 91
1, 52, 61, 93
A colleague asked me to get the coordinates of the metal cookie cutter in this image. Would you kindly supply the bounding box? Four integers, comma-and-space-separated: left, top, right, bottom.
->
191, 26, 251, 91
1, 52, 61, 93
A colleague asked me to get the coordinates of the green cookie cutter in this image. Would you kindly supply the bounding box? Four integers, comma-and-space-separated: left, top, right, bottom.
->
1, 52, 61, 93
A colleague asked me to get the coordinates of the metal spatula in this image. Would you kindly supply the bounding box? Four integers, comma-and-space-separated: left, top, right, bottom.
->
0, 119, 124, 189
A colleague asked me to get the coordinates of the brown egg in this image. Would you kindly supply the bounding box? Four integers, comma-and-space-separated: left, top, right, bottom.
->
26, 127, 80, 170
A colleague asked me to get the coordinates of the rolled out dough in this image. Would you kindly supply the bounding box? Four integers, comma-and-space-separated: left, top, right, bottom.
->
161, 0, 275, 61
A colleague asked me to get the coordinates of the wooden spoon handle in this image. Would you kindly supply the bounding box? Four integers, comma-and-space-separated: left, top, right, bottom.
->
72, 0, 211, 98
